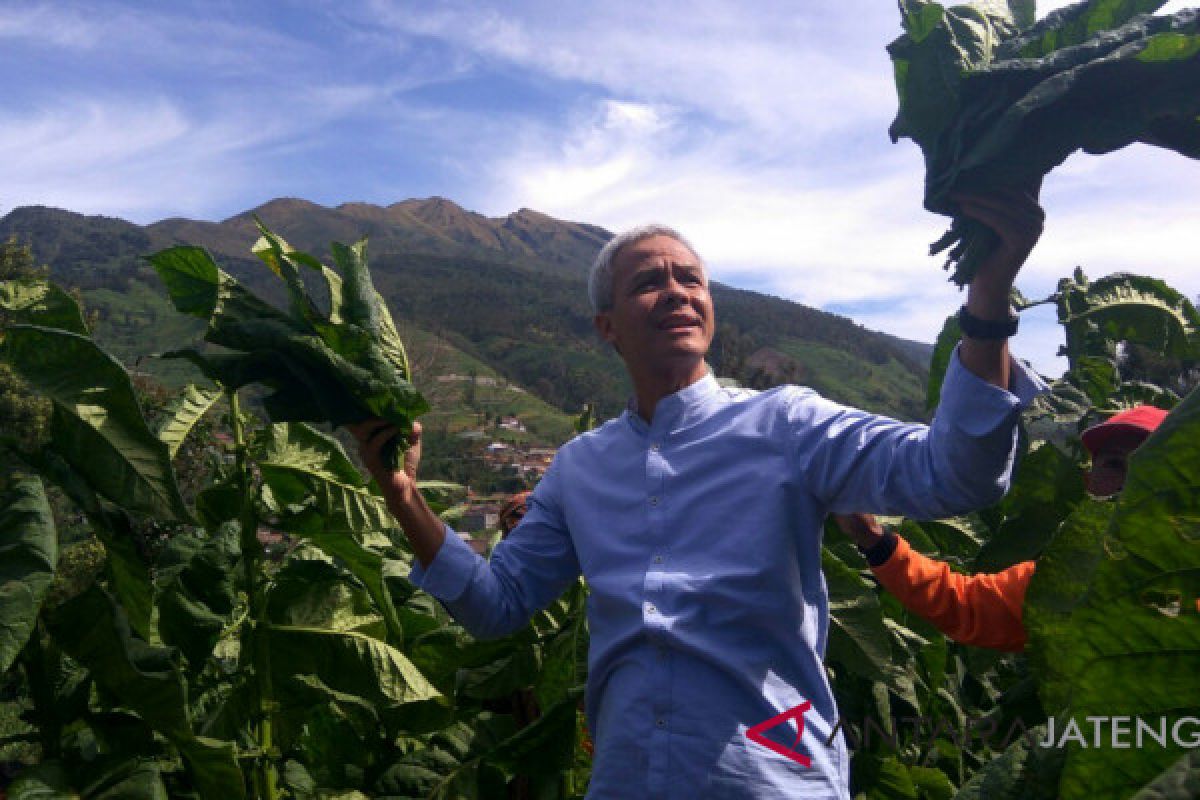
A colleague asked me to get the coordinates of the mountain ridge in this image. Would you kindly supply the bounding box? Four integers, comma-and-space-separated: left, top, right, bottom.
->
1, 199, 933, 426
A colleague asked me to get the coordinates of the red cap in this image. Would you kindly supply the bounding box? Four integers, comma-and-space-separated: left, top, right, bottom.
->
1080, 405, 1168, 456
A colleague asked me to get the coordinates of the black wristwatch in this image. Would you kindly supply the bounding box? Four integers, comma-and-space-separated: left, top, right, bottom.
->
957, 304, 1019, 340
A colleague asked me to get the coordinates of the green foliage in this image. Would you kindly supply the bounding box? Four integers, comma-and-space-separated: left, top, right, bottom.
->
1, 324, 191, 523
148, 227, 429, 468
889, 1, 1200, 284
156, 384, 221, 460
9, 209, 1195, 799
1025, 388, 1200, 800
0, 475, 57, 674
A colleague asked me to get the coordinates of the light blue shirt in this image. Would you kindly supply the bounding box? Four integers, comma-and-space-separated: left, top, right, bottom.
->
410, 346, 1044, 799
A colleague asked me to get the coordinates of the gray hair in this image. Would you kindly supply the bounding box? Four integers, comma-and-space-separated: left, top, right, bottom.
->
588, 223, 703, 314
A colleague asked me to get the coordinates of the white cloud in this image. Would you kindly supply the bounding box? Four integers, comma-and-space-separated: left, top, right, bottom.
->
3, 0, 1196, 380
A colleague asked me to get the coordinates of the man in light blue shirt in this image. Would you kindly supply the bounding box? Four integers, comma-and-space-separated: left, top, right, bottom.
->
352, 190, 1046, 798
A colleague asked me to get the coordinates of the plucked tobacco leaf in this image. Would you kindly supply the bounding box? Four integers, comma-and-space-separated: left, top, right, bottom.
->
155, 384, 221, 460
1024, 387, 1200, 800
148, 231, 427, 467
1000, 0, 1169, 59
890, 2, 1200, 284
1, 324, 191, 522
0, 279, 89, 335
0, 474, 57, 674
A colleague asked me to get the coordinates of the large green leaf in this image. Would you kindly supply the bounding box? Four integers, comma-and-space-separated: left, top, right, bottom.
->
1023, 498, 1113, 711
952, 723, 1062, 799
1, 325, 191, 522
155, 384, 221, 459
24, 446, 156, 639
1133, 750, 1200, 799
534, 579, 589, 711
8, 759, 170, 800
154, 524, 240, 670
975, 441, 1086, 572
258, 422, 405, 642
1025, 387, 1200, 800
483, 688, 584, 781
0, 279, 89, 334
1057, 272, 1200, 361
925, 312, 961, 413
823, 549, 909, 697
265, 625, 446, 733
0, 474, 57, 673
46, 585, 244, 799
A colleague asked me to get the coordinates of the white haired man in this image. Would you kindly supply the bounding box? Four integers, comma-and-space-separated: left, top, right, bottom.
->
351, 190, 1046, 798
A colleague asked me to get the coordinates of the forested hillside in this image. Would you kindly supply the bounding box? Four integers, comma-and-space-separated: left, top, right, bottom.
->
0, 199, 932, 429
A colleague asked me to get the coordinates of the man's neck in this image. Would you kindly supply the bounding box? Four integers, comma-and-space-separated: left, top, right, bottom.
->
631, 362, 709, 423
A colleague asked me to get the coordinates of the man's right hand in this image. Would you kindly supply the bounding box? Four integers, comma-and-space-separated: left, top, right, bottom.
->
347, 419, 422, 501
346, 418, 446, 569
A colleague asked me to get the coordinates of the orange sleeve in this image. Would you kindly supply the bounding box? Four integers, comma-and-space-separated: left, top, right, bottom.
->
870, 536, 1035, 652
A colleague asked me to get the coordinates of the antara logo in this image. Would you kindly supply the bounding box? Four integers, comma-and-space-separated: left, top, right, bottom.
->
745, 699, 813, 768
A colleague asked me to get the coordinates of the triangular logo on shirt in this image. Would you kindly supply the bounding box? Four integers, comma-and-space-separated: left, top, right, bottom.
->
745, 699, 813, 768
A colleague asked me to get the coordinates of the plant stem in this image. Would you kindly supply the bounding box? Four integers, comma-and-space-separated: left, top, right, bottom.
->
229, 391, 278, 800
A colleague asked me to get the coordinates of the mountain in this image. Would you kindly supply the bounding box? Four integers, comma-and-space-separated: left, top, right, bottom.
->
1, 199, 933, 434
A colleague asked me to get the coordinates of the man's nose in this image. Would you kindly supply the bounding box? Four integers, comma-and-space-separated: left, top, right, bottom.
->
661, 276, 689, 305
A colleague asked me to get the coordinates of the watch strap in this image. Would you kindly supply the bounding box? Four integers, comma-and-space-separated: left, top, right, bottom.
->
957, 304, 1019, 339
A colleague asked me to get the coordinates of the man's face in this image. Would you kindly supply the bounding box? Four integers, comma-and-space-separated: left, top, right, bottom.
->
593, 234, 715, 376
1085, 431, 1146, 497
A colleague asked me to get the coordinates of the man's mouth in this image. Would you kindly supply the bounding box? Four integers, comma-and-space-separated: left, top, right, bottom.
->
659, 315, 702, 330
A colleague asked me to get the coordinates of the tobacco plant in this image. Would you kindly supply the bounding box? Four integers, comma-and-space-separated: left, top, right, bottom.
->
0, 235, 592, 797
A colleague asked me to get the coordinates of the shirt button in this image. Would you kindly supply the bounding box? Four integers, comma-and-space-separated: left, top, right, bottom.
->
653, 555, 664, 564
645, 602, 657, 614
656, 718, 666, 728
650, 442, 661, 451
649, 495, 659, 506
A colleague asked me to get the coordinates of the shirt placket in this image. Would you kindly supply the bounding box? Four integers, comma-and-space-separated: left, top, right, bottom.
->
643, 423, 673, 799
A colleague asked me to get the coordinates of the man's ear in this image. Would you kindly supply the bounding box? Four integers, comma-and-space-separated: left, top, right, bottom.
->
594, 313, 621, 354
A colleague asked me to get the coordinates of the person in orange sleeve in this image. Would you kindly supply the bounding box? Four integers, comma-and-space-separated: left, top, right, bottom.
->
834, 405, 1168, 652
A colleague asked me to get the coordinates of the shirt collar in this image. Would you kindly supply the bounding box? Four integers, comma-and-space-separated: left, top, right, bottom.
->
624, 371, 721, 434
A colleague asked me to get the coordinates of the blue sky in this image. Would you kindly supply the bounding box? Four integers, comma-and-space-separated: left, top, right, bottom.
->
3, 0, 1197, 374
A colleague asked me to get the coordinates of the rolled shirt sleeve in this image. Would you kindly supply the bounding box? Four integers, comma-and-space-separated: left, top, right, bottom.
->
791, 343, 1047, 519
405, 461, 581, 640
